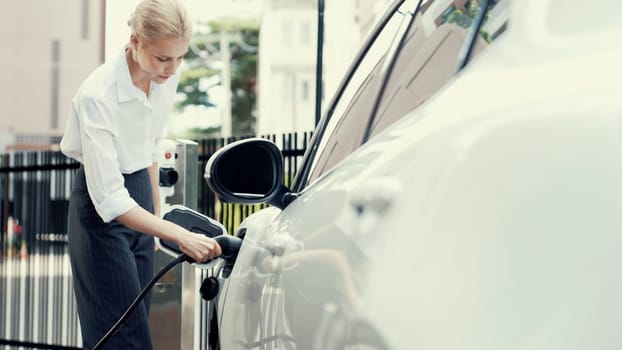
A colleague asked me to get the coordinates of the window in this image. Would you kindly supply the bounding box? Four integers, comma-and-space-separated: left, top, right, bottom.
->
301, 80, 309, 102
301, 21, 311, 45
300, 0, 420, 186
438, 5, 456, 26
282, 20, 292, 45
296, 0, 508, 189
367, 0, 509, 137
281, 74, 292, 102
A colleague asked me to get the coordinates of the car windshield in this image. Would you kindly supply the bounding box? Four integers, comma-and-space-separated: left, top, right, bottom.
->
294, 0, 510, 191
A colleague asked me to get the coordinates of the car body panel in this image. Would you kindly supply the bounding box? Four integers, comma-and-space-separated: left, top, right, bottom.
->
215, 0, 622, 348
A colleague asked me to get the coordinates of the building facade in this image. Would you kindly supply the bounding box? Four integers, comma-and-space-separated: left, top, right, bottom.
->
0, 0, 105, 151
256, 0, 318, 135
256, 0, 394, 136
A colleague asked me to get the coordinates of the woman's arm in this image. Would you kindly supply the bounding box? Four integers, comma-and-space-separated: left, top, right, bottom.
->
70, 96, 220, 262
148, 162, 161, 217
117, 206, 221, 262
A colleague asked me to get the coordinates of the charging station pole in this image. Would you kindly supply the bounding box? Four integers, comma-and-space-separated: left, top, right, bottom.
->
175, 140, 202, 350
150, 139, 202, 350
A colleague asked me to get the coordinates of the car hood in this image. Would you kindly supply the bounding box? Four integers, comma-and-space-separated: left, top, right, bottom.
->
299, 17, 622, 349
222, 1, 622, 347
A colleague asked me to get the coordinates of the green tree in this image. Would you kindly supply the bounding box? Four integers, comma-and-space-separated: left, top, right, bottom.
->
176, 18, 259, 137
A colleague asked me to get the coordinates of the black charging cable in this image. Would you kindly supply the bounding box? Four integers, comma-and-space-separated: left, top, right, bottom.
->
92, 235, 242, 350
92, 253, 189, 350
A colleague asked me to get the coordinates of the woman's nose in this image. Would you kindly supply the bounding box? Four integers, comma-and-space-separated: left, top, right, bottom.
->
166, 61, 179, 75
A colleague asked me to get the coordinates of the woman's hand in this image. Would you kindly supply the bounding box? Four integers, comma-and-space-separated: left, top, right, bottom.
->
116, 206, 222, 262
174, 226, 222, 263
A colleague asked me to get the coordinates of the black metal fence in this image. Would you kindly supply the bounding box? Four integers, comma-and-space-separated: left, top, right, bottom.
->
0, 132, 311, 349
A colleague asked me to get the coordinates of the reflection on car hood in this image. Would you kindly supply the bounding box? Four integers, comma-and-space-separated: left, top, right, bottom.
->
289, 10, 622, 348
226, 0, 622, 348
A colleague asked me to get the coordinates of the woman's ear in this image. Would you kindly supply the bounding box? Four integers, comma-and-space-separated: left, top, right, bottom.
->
129, 34, 139, 49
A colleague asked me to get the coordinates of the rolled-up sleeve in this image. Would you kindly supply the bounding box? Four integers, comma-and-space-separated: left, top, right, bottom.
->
152, 137, 163, 163
76, 95, 138, 222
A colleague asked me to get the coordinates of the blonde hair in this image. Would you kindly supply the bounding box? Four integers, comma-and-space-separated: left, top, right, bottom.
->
128, 0, 193, 44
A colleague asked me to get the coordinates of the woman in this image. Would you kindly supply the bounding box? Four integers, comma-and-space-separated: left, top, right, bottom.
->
60, 0, 221, 348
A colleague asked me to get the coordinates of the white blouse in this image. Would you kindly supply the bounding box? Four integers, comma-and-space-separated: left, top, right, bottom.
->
60, 48, 181, 223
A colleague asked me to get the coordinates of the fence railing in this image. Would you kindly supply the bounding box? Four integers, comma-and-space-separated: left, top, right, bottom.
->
0, 131, 311, 349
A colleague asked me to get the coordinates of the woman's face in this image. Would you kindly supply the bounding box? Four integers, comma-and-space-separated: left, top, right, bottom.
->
133, 36, 189, 84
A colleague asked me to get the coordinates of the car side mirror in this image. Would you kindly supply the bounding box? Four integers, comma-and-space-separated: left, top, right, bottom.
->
204, 138, 295, 209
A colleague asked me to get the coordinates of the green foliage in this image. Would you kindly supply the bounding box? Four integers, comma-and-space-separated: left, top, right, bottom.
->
446, 9, 472, 28
466, 0, 479, 18
479, 30, 491, 43
175, 17, 259, 137
444, 1, 495, 43
176, 66, 219, 110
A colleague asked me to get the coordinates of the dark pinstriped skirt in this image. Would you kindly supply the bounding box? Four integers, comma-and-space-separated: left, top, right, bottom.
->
67, 166, 154, 350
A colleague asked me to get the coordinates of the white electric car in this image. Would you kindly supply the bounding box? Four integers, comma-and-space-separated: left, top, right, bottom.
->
204, 0, 622, 348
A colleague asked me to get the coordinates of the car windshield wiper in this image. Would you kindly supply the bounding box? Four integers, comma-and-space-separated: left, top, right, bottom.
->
362, 0, 424, 144
457, 0, 494, 71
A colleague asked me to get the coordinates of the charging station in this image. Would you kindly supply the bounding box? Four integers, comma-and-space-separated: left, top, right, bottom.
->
149, 139, 206, 350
